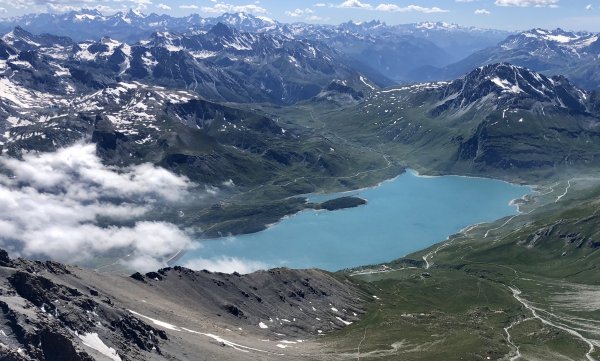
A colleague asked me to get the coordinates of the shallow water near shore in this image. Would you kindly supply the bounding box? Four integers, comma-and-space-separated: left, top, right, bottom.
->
178, 171, 530, 272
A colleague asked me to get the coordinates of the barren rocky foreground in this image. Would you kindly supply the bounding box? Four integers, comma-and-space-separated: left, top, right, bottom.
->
0, 250, 372, 361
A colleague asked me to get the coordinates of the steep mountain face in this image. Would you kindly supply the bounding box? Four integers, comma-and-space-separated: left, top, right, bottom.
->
0, 250, 370, 360
431, 63, 589, 115
414, 28, 600, 90
330, 63, 600, 180
1, 26, 73, 52
0, 25, 380, 105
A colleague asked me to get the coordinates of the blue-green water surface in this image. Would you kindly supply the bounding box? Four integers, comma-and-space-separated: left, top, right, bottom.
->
179, 171, 530, 271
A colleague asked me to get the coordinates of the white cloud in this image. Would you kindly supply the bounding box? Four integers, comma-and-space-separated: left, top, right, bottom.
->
45, 4, 87, 12
127, 254, 168, 272
375, 4, 449, 13
337, 0, 372, 9
475, 8, 491, 15
314, 2, 327, 7
0, 0, 148, 13
179, 4, 199, 9
200, 2, 268, 14
334, 1, 448, 13
157, 3, 171, 10
0, 143, 198, 272
129, 0, 151, 11
285, 8, 313, 17
0, 7, 6, 13
375, 4, 399, 11
495, 0, 559, 7
91, 4, 121, 13
183, 256, 268, 274
585, 4, 593, 11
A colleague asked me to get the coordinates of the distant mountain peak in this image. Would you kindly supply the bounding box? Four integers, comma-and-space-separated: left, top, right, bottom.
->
4, 25, 28, 41
336, 20, 387, 35
401, 21, 503, 34
522, 28, 582, 41
100, 36, 120, 45
3, 26, 30, 44
127, 8, 145, 17
149, 31, 179, 40
0, 38, 16, 59
496, 27, 599, 59
477, 62, 529, 74
470, 63, 548, 88
145, 30, 183, 51
465, 63, 562, 96
510, 27, 595, 44
2, 25, 72, 49
209, 22, 236, 37
213, 12, 278, 32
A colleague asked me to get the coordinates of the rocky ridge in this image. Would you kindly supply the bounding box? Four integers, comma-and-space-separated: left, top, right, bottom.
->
0, 250, 371, 361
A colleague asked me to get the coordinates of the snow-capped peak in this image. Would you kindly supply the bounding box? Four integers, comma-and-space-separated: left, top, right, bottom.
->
521, 28, 585, 44
497, 27, 600, 61
69, 9, 105, 22
212, 12, 279, 32
435, 63, 589, 113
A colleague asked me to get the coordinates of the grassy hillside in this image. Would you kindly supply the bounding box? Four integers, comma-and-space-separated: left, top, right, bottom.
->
260, 66, 600, 186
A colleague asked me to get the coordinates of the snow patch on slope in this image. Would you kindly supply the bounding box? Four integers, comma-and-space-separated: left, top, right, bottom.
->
78, 333, 122, 361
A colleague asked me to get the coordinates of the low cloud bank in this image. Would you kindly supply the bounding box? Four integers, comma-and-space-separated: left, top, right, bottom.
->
182, 256, 268, 274
0, 143, 195, 271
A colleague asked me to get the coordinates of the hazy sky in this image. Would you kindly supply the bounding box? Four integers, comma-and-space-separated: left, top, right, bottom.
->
0, 0, 600, 31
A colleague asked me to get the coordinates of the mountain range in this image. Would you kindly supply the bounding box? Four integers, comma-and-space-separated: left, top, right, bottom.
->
6, 10, 600, 90
0, 10, 510, 83
0, 24, 386, 106
0, 10, 280, 43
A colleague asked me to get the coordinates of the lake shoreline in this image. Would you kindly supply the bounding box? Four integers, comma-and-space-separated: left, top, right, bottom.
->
173, 169, 533, 271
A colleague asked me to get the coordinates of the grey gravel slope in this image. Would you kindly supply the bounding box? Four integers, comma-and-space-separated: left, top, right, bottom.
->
0, 250, 371, 361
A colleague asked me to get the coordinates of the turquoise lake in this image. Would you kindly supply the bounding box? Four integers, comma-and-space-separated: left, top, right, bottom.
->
178, 171, 530, 272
